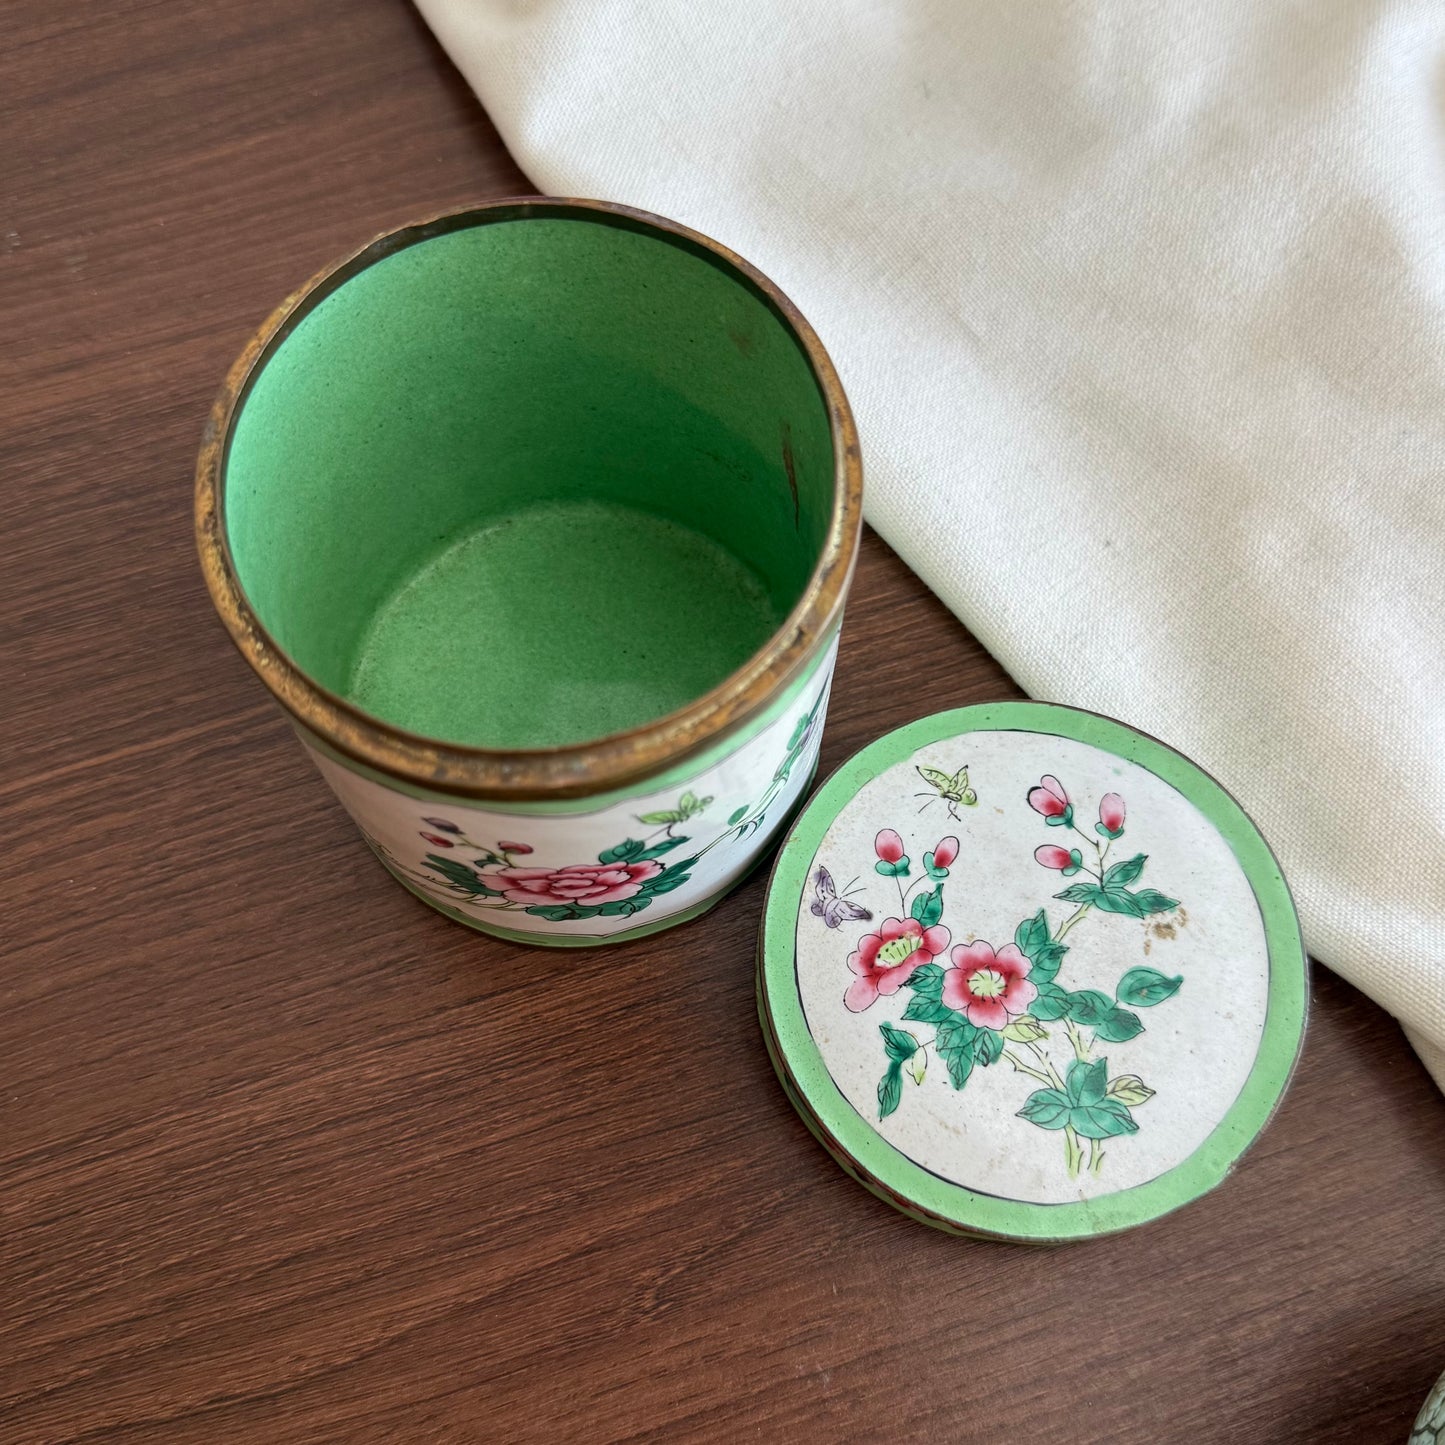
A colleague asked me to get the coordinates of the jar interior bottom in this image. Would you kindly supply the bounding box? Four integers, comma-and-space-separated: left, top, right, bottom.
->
346, 498, 782, 750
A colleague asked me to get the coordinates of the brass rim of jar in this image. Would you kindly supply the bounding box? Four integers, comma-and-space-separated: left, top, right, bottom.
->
195, 197, 863, 803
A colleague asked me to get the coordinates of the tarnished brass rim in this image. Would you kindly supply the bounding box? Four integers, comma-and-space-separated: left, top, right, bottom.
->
195, 197, 862, 802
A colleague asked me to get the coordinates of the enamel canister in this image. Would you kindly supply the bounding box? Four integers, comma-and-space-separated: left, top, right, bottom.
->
196, 200, 861, 946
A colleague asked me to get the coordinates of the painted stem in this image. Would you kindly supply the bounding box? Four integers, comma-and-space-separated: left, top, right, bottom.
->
1026, 1039, 1083, 1179
692, 780, 776, 863
1069, 825, 1113, 881
1024, 1039, 1066, 1091
1088, 1137, 1105, 1176
1053, 903, 1092, 942
1064, 1126, 1084, 1178
1003, 1049, 1053, 1086
1069, 825, 1105, 882
1064, 1018, 1090, 1063
902, 871, 934, 905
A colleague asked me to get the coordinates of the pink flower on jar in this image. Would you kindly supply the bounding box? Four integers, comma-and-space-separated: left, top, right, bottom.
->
845, 916, 952, 1013
420, 833, 455, 848
1096, 793, 1126, 839
498, 841, 534, 855
942, 941, 1037, 1031
483, 860, 661, 907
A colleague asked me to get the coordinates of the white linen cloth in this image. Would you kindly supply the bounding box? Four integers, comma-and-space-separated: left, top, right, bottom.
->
415, 0, 1445, 1084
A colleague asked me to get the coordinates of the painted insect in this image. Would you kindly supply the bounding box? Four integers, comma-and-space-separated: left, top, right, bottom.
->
915, 764, 978, 820
810, 865, 872, 928
635, 790, 713, 828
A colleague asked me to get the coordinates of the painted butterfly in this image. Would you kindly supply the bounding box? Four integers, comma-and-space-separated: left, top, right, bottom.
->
915, 764, 978, 820
810, 865, 872, 928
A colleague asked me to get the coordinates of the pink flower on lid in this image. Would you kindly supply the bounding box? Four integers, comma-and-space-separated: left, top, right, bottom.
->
845, 916, 952, 1013
1027, 775, 1069, 818
874, 829, 906, 864
1034, 843, 1083, 875
498, 841, 534, 855
1096, 794, 1126, 839
1034, 845, 1074, 870
931, 836, 960, 869
942, 941, 1038, 1031
1026, 775, 1072, 827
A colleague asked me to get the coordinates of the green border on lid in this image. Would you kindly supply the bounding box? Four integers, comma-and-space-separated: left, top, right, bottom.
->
758, 701, 1308, 1243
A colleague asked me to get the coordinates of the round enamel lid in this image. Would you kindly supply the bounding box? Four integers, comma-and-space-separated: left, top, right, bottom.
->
758, 702, 1307, 1243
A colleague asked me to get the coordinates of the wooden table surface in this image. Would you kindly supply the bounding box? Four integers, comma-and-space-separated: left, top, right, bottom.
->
5, 3, 1444, 1440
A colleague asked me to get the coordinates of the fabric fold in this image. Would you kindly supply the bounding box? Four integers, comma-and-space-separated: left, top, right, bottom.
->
415, 0, 1445, 1087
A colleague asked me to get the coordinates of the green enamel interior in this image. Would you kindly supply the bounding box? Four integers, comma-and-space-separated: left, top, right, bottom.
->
223, 214, 835, 749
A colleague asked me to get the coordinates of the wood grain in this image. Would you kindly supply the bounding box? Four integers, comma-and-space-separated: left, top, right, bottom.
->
3, 2, 1443, 1440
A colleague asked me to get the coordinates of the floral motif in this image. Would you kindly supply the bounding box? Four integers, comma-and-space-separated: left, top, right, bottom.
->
401, 691, 829, 927
1096, 794, 1126, 839
845, 916, 952, 1013
481, 860, 663, 907
874, 828, 910, 877
942, 941, 1037, 1030
1026, 774, 1072, 826
825, 773, 1184, 1180
1034, 844, 1083, 875
411, 817, 692, 923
